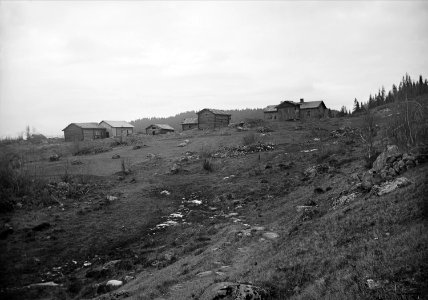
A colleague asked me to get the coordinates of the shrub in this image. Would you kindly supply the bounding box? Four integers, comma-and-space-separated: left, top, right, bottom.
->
359, 110, 378, 161
386, 98, 428, 151
242, 132, 258, 146
203, 159, 214, 172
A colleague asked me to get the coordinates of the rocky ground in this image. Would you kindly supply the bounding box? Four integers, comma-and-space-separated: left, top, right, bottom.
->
0, 116, 427, 300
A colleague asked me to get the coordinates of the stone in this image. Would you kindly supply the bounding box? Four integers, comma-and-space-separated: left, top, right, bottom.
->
197, 270, 214, 277
170, 163, 181, 174
377, 177, 412, 196
366, 279, 381, 289
332, 193, 357, 209
106, 280, 123, 287
361, 171, 375, 190
71, 159, 83, 165
200, 282, 268, 300
372, 145, 400, 172
32, 222, 51, 231
112, 154, 120, 159
106, 195, 118, 201
263, 232, 279, 239
49, 154, 60, 162
132, 145, 142, 150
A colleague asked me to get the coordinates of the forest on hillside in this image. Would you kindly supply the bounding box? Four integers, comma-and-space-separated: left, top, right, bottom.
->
130, 108, 264, 133
338, 73, 428, 116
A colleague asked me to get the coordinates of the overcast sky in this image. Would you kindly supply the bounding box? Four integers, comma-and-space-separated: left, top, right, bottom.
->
1, 1, 427, 137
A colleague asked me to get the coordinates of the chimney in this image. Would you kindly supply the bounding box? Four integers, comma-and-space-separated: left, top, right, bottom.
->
300, 98, 304, 103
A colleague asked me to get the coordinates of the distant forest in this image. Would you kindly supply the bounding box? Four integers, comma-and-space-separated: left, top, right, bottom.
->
341, 73, 428, 116
130, 108, 264, 133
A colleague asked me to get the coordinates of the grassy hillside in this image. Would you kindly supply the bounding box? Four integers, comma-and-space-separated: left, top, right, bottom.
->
0, 114, 427, 300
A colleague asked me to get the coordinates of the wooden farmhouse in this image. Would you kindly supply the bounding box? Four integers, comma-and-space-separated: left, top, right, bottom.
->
146, 124, 175, 135
99, 120, 134, 138
197, 109, 231, 130
181, 118, 198, 131
264, 99, 328, 121
299, 100, 327, 119
62, 123, 106, 142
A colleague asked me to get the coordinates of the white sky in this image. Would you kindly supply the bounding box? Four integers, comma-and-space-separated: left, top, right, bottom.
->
1, 1, 427, 137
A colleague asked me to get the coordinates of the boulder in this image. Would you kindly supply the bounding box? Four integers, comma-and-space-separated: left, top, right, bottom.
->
372, 145, 400, 172
262, 232, 279, 239
376, 177, 412, 196
49, 154, 60, 162
170, 163, 181, 174
332, 193, 357, 209
200, 282, 268, 300
112, 154, 121, 159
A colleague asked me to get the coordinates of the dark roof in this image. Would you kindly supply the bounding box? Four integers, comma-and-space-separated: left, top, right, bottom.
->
146, 124, 175, 131
277, 100, 300, 109
197, 108, 231, 115
299, 101, 326, 109
182, 118, 198, 125
264, 105, 278, 112
62, 123, 105, 131
100, 120, 134, 128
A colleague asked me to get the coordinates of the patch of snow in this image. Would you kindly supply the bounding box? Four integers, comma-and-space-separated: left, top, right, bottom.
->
106, 280, 123, 287
170, 213, 183, 218
83, 261, 91, 267
28, 281, 59, 287
301, 149, 318, 153
314, 138, 320, 141
106, 195, 118, 201
188, 199, 202, 205
160, 190, 170, 196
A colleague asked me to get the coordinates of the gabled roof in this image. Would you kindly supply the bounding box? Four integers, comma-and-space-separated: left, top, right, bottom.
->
197, 108, 231, 115
299, 101, 326, 110
62, 123, 105, 131
277, 100, 300, 108
182, 118, 198, 125
264, 105, 278, 112
146, 124, 175, 131
100, 120, 134, 128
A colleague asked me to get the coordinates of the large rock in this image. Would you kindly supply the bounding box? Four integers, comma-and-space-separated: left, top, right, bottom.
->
372, 145, 400, 172
376, 177, 412, 196
332, 193, 357, 209
200, 282, 268, 300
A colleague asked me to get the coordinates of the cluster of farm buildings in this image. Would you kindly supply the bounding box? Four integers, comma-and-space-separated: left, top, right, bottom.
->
63, 99, 327, 141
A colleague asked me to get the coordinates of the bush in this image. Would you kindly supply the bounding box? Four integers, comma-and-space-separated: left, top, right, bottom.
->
242, 132, 258, 146
0, 152, 48, 211
359, 110, 378, 161
386, 98, 428, 151
202, 159, 214, 172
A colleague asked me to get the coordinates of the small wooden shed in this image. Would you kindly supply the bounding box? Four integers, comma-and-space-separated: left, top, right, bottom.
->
146, 124, 175, 135
197, 109, 231, 130
181, 118, 198, 131
62, 123, 106, 142
99, 120, 134, 138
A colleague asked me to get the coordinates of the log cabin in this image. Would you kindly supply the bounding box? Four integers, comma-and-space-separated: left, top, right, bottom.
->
62, 123, 106, 142
197, 109, 231, 130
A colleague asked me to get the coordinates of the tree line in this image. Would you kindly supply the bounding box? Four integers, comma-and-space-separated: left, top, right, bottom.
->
348, 73, 428, 115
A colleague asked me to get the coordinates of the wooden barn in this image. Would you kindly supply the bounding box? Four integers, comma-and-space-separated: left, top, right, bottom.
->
146, 124, 175, 135
197, 109, 231, 130
62, 123, 106, 142
99, 120, 134, 138
181, 118, 198, 131
299, 99, 327, 119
